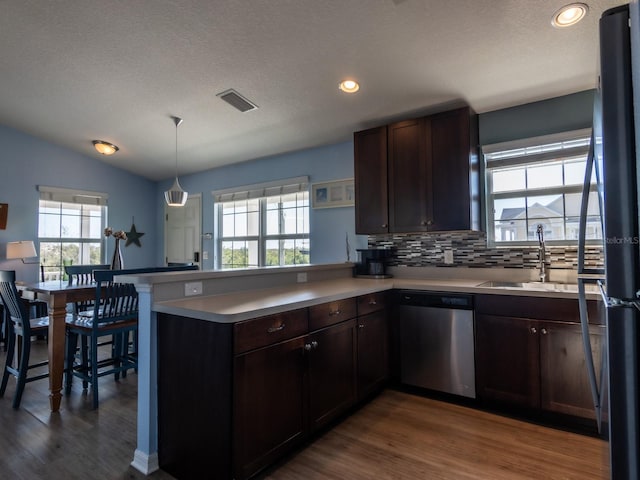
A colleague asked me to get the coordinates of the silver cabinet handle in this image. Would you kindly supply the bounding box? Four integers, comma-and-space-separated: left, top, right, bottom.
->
311, 340, 318, 349
267, 323, 285, 333
368, 300, 377, 306
530, 327, 537, 334
541, 328, 548, 335
304, 343, 312, 351
358, 324, 365, 329
381, 224, 387, 228
329, 309, 341, 316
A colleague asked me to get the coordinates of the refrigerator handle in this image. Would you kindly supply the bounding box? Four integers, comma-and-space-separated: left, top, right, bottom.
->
577, 130, 606, 433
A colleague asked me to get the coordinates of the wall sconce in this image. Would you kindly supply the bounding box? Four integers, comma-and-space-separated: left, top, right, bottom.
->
6, 240, 39, 264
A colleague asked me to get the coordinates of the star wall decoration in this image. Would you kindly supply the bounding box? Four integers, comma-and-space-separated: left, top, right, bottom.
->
125, 222, 145, 247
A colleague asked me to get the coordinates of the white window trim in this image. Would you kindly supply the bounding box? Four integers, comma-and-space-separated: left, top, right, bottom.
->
484, 129, 600, 247
213, 177, 310, 269
37, 186, 109, 278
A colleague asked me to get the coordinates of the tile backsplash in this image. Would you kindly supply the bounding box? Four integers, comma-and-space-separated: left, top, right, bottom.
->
367, 230, 604, 270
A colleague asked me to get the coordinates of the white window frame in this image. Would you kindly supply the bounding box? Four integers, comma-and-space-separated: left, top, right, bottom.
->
213, 177, 310, 269
37, 186, 108, 280
484, 129, 601, 246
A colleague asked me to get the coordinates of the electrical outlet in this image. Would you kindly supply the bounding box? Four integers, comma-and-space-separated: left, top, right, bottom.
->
297, 272, 308, 283
444, 249, 454, 265
202, 251, 209, 260
184, 281, 203, 296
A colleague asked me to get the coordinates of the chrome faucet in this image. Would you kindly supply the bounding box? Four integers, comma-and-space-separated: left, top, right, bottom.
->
536, 224, 547, 283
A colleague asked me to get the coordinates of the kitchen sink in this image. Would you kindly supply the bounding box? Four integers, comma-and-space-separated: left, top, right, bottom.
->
477, 280, 600, 293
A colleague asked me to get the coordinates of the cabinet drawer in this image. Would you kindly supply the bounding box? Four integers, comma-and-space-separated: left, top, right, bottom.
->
234, 308, 308, 354
309, 298, 357, 331
475, 294, 604, 325
357, 291, 388, 316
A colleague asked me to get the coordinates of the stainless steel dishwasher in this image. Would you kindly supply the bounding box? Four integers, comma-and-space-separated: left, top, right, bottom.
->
396, 290, 476, 398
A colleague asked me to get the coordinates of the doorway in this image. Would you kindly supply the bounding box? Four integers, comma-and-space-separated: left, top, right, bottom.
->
164, 194, 202, 267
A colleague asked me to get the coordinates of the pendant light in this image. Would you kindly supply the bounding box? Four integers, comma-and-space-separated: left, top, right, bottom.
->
164, 116, 188, 207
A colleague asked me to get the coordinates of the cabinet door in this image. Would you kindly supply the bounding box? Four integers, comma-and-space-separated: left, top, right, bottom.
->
430, 107, 479, 231
354, 126, 389, 234
233, 336, 307, 480
475, 314, 540, 408
388, 117, 433, 232
356, 310, 388, 401
308, 320, 357, 431
540, 322, 606, 419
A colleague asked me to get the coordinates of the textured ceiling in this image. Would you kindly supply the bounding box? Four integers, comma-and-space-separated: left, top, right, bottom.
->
0, 0, 625, 181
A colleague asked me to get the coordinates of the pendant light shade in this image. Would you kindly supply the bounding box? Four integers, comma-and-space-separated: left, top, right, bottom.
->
164, 116, 188, 207
165, 177, 188, 206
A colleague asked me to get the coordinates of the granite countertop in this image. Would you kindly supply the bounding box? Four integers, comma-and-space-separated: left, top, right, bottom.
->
154, 276, 602, 324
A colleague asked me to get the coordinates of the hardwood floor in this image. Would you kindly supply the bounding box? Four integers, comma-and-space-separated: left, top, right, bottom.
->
266, 390, 610, 480
0, 341, 609, 479
0, 339, 175, 480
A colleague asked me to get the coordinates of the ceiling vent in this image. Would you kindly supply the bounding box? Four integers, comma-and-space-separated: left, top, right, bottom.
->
216, 89, 259, 113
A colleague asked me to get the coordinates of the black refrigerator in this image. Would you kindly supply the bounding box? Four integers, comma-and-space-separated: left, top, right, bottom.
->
590, 4, 640, 479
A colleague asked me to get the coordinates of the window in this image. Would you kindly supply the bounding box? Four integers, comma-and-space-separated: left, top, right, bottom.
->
215, 177, 310, 269
38, 186, 108, 280
484, 129, 601, 245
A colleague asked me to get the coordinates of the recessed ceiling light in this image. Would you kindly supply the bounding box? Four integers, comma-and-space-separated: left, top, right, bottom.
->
339, 79, 360, 93
92, 140, 119, 155
551, 3, 588, 28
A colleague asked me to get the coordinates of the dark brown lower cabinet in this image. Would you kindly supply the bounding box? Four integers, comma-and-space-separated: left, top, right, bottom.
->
475, 295, 605, 422
155, 294, 385, 480
233, 336, 307, 480
308, 319, 357, 431
475, 314, 540, 409
539, 321, 606, 419
356, 310, 389, 401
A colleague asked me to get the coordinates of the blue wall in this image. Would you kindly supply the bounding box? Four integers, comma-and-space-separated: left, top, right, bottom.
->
0, 125, 157, 283
156, 141, 367, 270
1, 89, 598, 281
479, 90, 595, 145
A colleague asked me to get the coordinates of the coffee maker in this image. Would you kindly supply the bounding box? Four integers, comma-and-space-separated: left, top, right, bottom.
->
353, 249, 393, 278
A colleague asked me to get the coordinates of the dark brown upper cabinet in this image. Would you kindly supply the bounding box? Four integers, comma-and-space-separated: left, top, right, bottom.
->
354, 125, 389, 234
354, 106, 480, 234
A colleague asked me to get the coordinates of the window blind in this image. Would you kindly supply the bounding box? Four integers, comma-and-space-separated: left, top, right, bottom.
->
212, 176, 309, 203
38, 186, 109, 206
483, 128, 592, 168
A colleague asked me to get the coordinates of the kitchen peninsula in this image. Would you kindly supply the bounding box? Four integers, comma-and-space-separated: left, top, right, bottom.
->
120, 263, 602, 479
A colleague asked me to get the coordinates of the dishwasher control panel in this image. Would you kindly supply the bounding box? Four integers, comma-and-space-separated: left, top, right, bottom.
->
396, 290, 474, 309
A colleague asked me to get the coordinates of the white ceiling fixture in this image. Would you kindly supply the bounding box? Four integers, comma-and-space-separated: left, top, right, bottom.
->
164, 116, 188, 207
552, 3, 589, 27
339, 79, 360, 93
92, 140, 119, 155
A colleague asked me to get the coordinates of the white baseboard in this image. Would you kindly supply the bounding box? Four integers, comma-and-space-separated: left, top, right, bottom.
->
131, 449, 159, 475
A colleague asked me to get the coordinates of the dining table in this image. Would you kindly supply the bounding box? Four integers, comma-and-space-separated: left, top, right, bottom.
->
22, 280, 97, 412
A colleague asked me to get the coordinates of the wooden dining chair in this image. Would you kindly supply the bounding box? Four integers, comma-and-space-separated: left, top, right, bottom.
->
0, 270, 54, 408
64, 264, 110, 314
65, 269, 139, 408
65, 264, 111, 286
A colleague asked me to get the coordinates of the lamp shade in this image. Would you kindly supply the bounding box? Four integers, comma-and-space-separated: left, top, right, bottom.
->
164, 178, 188, 207
7, 240, 37, 259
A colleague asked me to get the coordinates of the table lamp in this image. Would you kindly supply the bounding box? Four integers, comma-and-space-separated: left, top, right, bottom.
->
6, 240, 38, 263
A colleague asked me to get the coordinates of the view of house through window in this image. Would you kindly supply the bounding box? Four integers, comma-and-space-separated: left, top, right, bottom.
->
485, 131, 602, 245
37, 187, 107, 281
216, 179, 310, 269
